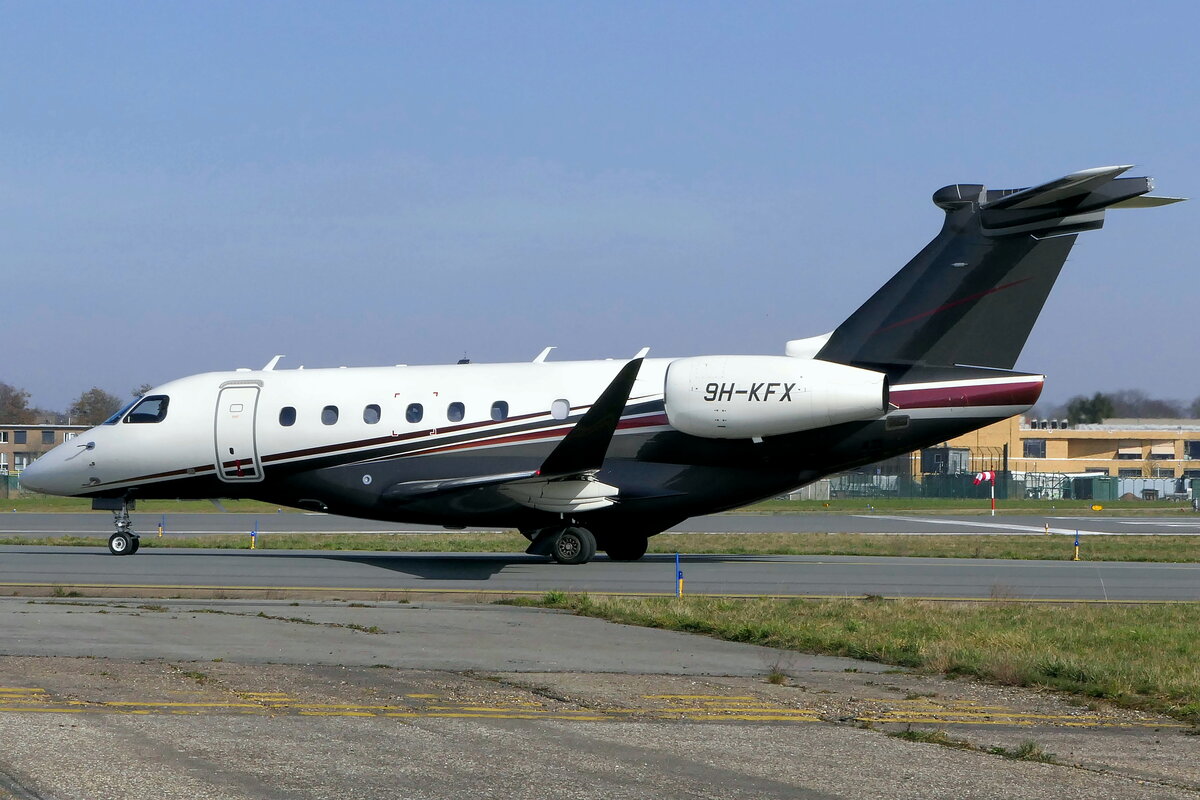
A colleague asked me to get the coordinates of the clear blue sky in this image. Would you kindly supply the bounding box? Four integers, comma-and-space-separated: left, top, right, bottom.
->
4, 1, 1196, 411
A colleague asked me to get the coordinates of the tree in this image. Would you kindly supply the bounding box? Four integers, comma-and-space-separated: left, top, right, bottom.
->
0, 382, 33, 423
1108, 389, 1183, 419
132, 383, 154, 398
1066, 392, 1115, 425
69, 388, 123, 426
1190, 396, 1200, 420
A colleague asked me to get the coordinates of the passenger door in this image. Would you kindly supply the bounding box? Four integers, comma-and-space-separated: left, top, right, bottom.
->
215, 384, 263, 482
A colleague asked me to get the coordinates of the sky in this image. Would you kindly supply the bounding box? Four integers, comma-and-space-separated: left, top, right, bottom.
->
3, 1, 1197, 412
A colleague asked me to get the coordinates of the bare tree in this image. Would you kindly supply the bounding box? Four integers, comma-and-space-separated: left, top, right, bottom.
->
0, 382, 33, 423
69, 388, 123, 426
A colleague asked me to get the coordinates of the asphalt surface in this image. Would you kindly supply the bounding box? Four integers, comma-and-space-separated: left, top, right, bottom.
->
5, 510, 1200, 536
2, 547, 1199, 602
2, 512, 1200, 601
0, 598, 1195, 800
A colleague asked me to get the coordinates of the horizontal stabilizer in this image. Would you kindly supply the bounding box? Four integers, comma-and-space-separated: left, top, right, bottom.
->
982, 165, 1133, 210
1110, 195, 1187, 208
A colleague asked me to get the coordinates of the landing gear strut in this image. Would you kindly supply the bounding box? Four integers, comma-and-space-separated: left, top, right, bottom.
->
107, 503, 140, 556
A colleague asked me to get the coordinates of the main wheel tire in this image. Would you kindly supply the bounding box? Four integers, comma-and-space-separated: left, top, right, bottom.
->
551, 526, 596, 565
604, 536, 648, 562
129, 536, 140, 554
108, 532, 133, 556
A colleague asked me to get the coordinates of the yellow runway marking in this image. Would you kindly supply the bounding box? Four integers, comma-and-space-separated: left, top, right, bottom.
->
0, 689, 1180, 729
643, 694, 758, 700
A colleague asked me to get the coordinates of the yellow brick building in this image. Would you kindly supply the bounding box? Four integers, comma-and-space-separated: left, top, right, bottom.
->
943, 417, 1200, 479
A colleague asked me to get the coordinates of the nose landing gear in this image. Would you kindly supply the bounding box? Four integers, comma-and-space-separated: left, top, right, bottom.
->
107, 503, 140, 556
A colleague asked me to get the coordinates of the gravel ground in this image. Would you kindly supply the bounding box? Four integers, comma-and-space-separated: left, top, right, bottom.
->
0, 599, 1195, 799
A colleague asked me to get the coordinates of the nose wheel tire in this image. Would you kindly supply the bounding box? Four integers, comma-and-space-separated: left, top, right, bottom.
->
550, 526, 596, 565
108, 532, 136, 556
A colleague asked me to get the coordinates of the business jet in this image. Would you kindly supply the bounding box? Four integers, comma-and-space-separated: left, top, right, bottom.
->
21, 166, 1181, 563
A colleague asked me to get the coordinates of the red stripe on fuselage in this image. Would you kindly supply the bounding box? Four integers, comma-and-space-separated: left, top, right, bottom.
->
890, 379, 1043, 409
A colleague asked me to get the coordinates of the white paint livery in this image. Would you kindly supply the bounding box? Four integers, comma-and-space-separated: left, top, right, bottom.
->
18, 166, 1175, 565
663, 356, 888, 439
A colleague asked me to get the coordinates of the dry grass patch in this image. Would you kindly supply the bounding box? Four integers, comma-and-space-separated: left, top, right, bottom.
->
507, 593, 1200, 723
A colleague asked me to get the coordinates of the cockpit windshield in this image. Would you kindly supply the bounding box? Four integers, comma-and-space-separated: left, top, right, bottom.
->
103, 398, 141, 425
124, 395, 170, 424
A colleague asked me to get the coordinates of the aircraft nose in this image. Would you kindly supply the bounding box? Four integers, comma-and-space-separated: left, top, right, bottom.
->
19, 447, 78, 496
18, 456, 49, 493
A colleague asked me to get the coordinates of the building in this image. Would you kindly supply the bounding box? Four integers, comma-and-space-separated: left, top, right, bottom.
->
0, 423, 89, 495
946, 417, 1200, 479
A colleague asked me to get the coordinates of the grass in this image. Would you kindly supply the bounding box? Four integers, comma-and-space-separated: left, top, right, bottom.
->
749, 497, 1189, 516
989, 740, 1058, 763
0, 496, 290, 513
887, 729, 1058, 763
5, 530, 1196, 563
505, 592, 1200, 724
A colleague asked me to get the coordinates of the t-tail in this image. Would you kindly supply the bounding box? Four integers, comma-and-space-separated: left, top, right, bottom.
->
813, 165, 1184, 375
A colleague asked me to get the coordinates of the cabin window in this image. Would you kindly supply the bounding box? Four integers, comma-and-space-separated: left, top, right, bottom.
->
279, 407, 297, 427
447, 402, 465, 423
321, 405, 339, 425
551, 399, 570, 421
490, 401, 509, 421
406, 403, 423, 423
363, 404, 381, 424
125, 396, 170, 424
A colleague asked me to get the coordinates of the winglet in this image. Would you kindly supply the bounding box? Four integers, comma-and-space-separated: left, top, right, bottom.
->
533, 346, 556, 363
538, 357, 644, 477
263, 355, 285, 371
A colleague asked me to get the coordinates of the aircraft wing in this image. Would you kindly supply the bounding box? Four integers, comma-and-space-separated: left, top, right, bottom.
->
382, 357, 646, 514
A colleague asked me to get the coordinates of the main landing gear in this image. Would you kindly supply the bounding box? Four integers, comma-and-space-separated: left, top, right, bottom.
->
107, 502, 140, 556
524, 524, 650, 565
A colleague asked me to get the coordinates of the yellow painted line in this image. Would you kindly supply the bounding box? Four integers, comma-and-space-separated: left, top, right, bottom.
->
386, 711, 611, 721
298, 711, 376, 717
2, 581, 1197, 604
0, 688, 46, 693
103, 701, 261, 708
681, 714, 821, 722
643, 695, 758, 700
604, 707, 816, 715
405, 693, 439, 698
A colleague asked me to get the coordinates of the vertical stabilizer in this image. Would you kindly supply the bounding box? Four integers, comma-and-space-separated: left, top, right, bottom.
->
816, 167, 1181, 371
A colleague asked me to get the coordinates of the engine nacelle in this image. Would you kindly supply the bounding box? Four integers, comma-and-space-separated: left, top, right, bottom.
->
664, 356, 888, 439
